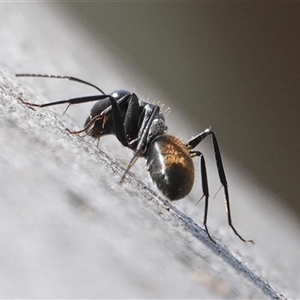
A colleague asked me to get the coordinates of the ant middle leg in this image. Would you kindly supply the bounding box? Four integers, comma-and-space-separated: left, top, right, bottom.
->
190, 150, 215, 243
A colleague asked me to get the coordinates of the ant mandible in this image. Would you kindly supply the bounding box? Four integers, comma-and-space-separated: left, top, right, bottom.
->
16, 73, 253, 244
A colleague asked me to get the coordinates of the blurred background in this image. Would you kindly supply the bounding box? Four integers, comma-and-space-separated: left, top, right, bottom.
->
64, 3, 300, 218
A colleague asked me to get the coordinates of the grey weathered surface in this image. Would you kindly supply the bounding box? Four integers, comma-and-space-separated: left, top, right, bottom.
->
0, 3, 298, 299
0, 69, 279, 299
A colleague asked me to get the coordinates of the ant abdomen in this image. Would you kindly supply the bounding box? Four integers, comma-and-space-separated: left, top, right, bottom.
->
146, 134, 194, 200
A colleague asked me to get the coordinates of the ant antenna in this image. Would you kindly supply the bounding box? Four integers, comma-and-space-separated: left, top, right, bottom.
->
15, 74, 106, 95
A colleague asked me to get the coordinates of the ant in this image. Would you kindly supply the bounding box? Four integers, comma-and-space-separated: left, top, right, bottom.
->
16, 73, 253, 244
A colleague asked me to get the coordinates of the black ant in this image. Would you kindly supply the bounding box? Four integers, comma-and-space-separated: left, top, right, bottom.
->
16, 73, 253, 244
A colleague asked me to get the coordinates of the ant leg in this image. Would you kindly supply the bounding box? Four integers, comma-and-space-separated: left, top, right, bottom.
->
63, 93, 133, 147
191, 150, 216, 243
110, 93, 140, 147
210, 133, 254, 243
120, 105, 160, 183
123, 93, 140, 138
69, 93, 139, 146
66, 113, 106, 135
186, 128, 254, 243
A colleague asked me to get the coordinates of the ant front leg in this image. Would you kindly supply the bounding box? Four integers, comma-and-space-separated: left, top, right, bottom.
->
120, 105, 160, 183
110, 93, 140, 147
186, 128, 254, 243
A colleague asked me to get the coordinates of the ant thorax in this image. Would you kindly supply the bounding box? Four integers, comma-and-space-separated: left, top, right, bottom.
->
139, 100, 168, 147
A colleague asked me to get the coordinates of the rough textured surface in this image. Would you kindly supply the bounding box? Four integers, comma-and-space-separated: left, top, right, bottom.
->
0, 70, 278, 299
0, 3, 298, 299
